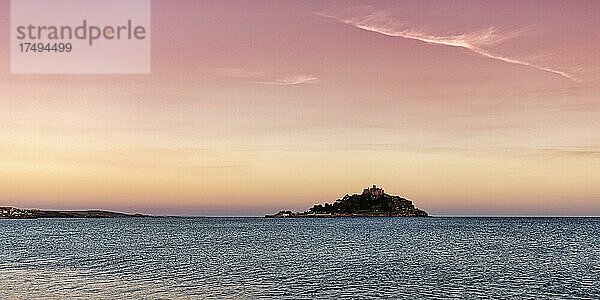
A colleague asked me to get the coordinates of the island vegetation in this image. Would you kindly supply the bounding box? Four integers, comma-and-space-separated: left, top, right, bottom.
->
266, 185, 428, 218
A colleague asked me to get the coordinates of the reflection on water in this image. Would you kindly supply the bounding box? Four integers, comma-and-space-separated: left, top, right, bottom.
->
1, 217, 599, 299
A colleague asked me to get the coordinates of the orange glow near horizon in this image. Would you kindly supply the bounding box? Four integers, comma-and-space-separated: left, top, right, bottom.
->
1, 0, 599, 216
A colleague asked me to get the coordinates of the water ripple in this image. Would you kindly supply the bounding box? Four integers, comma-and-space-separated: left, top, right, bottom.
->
0, 217, 599, 299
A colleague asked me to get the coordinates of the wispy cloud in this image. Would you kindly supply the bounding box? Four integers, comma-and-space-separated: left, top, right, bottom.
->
316, 9, 579, 82
521, 147, 600, 158
252, 75, 319, 86
216, 68, 318, 86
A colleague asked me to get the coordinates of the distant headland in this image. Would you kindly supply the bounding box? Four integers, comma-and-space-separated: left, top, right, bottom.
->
266, 185, 428, 218
0, 207, 149, 219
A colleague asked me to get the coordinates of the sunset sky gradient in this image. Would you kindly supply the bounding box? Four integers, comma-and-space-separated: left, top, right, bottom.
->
1, 0, 599, 216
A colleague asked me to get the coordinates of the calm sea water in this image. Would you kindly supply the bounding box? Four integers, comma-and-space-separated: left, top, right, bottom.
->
1, 217, 599, 299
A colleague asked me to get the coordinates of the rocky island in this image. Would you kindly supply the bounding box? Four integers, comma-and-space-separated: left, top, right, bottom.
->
267, 185, 428, 218
0, 207, 149, 219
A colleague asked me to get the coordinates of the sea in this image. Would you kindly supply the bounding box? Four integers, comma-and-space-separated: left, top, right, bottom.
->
1, 217, 599, 299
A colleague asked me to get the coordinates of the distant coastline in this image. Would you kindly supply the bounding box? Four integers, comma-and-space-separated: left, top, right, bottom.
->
266, 185, 428, 218
0, 207, 149, 219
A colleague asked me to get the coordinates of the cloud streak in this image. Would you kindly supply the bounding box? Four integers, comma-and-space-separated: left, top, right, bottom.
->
216, 68, 318, 86
523, 147, 600, 158
316, 9, 578, 82
252, 75, 319, 86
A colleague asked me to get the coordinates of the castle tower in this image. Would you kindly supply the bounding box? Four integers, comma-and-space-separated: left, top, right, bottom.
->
363, 185, 385, 197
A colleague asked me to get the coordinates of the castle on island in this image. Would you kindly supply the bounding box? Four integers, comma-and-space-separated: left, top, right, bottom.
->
362, 185, 385, 197
266, 184, 428, 218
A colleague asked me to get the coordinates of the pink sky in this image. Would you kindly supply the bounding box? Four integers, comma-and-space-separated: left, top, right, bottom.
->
0, 0, 599, 216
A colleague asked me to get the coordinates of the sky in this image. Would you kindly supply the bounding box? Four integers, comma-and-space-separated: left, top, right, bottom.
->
1, 0, 599, 216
